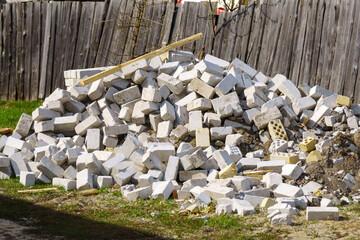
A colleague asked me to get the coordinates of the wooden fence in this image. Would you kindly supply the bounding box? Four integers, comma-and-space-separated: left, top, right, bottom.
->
0, 0, 360, 103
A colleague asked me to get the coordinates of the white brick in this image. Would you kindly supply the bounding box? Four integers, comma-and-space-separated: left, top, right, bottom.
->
160, 101, 176, 121
141, 87, 162, 102
113, 85, 141, 105
53, 178, 76, 190
164, 156, 180, 181
156, 121, 173, 138
257, 160, 285, 173
14, 113, 33, 137
76, 169, 93, 190
151, 180, 174, 200
306, 207, 339, 221
213, 150, 234, 170
214, 74, 237, 97
95, 176, 113, 188
273, 183, 303, 198
204, 54, 230, 69
307, 105, 331, 128
210, 126, 233, 141
20, 171, 35, 186
195, 60, 223, 76
32, 108, 61, 121
188, 78, 215, 99
157, 73, 184, 94
254, 107, 282, 129
281, 164, 303, 180
230, 58, 257, 78
75, 115, 102, 136
37, 156, 64, 179
187, 98, 212, 111
88, 79, 104, 100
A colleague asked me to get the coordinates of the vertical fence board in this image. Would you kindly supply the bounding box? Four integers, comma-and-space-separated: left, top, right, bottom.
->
297, 0, 318, 86
52, 2, 65, 91
193, 1, 211, 57
309, 0, 325, 87
133, 0, 154, 57
39, 3, 50, 99
73, 2, 95, 69
30, 2, 41, 100
24, 3, 33, 100
343, 1, 360, 99
95, 0, 121, 67
212, 11, 225, 58
329, 0, 355, 94
145, 0, 166, 52
87, 2, 107, 67
0, 5, 4, 100
183, 2, 199, 51
122, 0, 139, 63
271, 0, 298, 78
159, 1, 175, 48
9, 4, 17, 100
63, 2, 80, 72
233, 4, 254, 62
319, 0, 340, 89
171, 3, 184, 43
257, 0, 284, 74
44, 3, 57, 97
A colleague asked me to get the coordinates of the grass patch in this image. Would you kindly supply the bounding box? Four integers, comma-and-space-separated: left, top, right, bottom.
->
0, 100, 42, 129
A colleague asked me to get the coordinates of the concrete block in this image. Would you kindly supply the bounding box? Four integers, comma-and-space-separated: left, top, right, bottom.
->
306, 207, 339, 221
14, 113, 33, 137
195, 60, 223, 76
142, 151, 166, 172
216, 204, 232, 214
200, 71, 222, 86
102, 153, 126, 175
113, 85, 141, 105
88, 79, 104, 100
63, 166, 77, 180
281, 164, 303, 180
20, 171, 35, 186
257, 160, 285, 173
214, 74, 237, 97
64, 100, 86, 113
233, 199, 255, 216
262, 172, 282, 189
254, 107, 282, 129
210, 126, 233, 141
52, 150, 67, 166
76, 169, 93, 190
219, 163, 237, 179
225, 134, 243, 146
53, 178, 76, 191
292, 96, 317, 115
274, 183, 303, 198
236, 158, 260, 171
224, 145, 242, 163
141, 87, 162, 103
269, 139, 288, 153
174, 104, 188, 126
179, 170, 207, 181
117, 135, 141, 159
343, 173, 356, 189
32, 108, 61, 122
204, 112, 221, 127
188, 78, 215, 99
157, 73, 184, 94
37, 156, 64, 179
188, 111, 203, 136
160, 101, 176, 122
164, 156, 179, 181
156, 121, 173, 138
75, 115, 102, 136
204, 185, 235, 200
151, 180, 174, 200
270, 152, 299, 164
307, 105, 331, 128
204, 54, 229, 69
86, 129, 101, 152
243, 108, 260, 124
213, 150, 234, 170
69, 86, 89, 101
230, 58, 257, 78
95, 176, 113, 188
34, 120, 54, 133
278, 80, 301, 101
113, 166, 137, 186
309, 86, 334, 99
0, 135, 7, 152
53, 115, 81, 133
187, 98, 212, 112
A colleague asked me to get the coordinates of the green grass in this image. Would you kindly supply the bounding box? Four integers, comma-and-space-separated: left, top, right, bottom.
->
0, 100, 42, 129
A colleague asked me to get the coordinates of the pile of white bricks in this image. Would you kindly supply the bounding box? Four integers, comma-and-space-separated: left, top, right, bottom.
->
1, 51, 360, 225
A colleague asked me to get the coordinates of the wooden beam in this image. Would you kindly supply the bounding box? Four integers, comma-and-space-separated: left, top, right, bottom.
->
80, 33, 203, 86
18, 187, 58, 193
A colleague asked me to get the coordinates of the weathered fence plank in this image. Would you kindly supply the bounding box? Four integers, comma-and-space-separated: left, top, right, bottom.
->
30, 1, 41, 101
24, 2, 33, 100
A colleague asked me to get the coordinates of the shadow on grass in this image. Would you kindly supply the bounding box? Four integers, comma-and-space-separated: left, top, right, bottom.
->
0, 194, 171, 240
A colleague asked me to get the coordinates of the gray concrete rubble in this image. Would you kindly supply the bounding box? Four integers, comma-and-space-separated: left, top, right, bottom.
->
4, 51, 360, 224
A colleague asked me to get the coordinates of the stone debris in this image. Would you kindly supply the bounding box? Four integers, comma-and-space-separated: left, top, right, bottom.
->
3, 51, 360, 224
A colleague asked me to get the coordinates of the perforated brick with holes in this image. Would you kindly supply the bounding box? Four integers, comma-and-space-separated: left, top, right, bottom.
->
299, 137, 316, 152
268, 119, 288, 141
